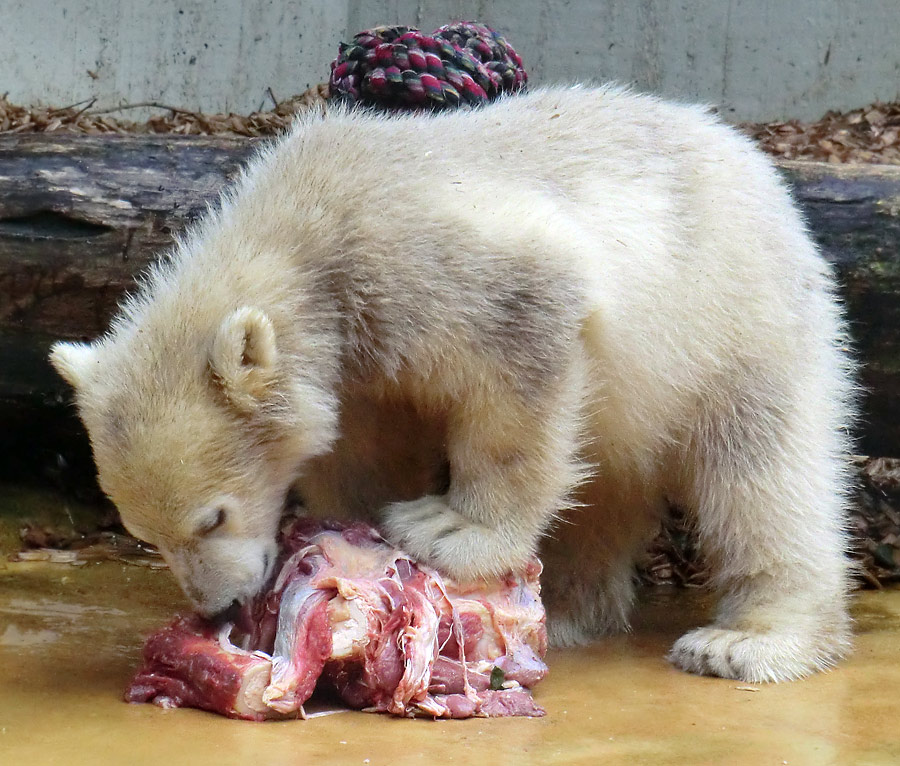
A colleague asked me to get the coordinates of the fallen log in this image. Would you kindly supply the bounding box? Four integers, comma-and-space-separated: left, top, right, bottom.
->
0, 134, 253, 487
780, 160, 900, 456
0, 137, 899, 479
0, 134, 255, 398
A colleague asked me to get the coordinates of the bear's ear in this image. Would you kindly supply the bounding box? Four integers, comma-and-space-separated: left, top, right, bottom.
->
209, 307, 278, 409
49, 341, 98, 390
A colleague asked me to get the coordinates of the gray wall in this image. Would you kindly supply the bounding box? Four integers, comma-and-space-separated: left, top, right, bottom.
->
2, 0, 899, 122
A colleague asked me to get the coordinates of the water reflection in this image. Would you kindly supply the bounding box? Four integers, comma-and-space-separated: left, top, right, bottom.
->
1, 560, 899, 765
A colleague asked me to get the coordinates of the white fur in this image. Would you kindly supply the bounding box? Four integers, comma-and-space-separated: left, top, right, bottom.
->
50, 85, 856, 681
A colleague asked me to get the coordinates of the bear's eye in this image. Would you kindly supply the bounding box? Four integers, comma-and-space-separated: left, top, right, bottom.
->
196, 507, 227, 537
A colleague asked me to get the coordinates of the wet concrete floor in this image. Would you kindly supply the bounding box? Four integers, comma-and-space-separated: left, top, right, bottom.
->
1, 524, 899, 764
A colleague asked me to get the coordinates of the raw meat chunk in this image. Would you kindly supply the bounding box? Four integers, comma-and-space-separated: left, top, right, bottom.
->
126, 518, 548, 720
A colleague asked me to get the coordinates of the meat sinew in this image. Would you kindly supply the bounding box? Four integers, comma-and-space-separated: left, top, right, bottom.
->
126, 518, 548, 720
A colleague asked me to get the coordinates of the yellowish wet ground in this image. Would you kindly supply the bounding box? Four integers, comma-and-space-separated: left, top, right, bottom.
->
1, 512, 900, 765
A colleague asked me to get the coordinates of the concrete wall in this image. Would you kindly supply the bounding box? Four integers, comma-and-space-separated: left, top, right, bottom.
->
0, 0, 347, 114
1, 0, 899, 122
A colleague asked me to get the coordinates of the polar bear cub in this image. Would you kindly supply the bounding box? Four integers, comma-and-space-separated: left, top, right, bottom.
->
50, 85, 855, 683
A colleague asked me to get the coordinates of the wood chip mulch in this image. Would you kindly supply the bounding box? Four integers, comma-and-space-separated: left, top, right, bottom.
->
741, 103, 900, 164
13, 507, 164, 569
636, 456, 900, 589
850, 456, 900, 586
0, 84, 329, 137
2, 86, 900, 164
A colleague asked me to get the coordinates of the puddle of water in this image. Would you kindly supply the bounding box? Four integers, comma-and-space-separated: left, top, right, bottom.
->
2, 485, 899, 766
0, 596, 127, 618
1, 558, 899, 766
0, 623, 60, 647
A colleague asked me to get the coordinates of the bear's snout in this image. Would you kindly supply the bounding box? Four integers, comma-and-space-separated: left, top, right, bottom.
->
163, 536, 277, 618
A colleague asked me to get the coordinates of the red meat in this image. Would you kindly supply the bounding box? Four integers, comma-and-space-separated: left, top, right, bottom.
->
126, 518, 548, 720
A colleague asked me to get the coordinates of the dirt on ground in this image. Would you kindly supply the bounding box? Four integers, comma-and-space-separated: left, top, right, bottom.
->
636, 456, 900, 589
2, 87, 900, 164
0, 85, 329, 138
743, 102, 900, 164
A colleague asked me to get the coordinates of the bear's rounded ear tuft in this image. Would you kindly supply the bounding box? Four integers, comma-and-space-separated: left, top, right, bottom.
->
209, 307, 278, 409
49, 341, 98, 390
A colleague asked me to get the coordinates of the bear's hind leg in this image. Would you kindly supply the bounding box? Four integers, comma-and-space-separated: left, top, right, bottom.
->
667, 384, 853, 682
541, 469, 666, 646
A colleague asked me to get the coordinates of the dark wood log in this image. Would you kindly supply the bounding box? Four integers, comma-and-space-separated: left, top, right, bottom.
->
0, 134, 255, 403
780, 161, 900, 455
0, 137, 899, 474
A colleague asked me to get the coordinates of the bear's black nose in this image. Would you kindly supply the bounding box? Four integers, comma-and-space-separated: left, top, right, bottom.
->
209, 599, 242, 626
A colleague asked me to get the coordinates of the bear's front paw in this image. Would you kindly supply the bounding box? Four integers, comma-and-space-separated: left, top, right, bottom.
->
381, 496, 530, 582
667, 626, 850, 683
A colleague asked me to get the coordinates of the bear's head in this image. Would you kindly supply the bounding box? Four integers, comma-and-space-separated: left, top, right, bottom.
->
49, 305, 337, 617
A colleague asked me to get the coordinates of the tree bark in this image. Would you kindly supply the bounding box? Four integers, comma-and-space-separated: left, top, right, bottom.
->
0, 134, 254, 400
779, 160, 900, 455
0, 137, 899, 457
